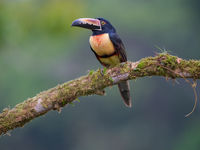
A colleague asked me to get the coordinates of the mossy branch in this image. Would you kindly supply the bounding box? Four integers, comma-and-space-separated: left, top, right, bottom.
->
0, 53, 200, 135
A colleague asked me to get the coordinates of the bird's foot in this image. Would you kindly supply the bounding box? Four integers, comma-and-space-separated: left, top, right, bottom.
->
100, 68, 107, 76
120, 62, 127, 67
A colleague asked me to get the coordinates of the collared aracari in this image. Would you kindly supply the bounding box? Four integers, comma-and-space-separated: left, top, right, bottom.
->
71, 17, 132, 107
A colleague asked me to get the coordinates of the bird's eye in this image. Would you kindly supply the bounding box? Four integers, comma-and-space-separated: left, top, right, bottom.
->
101, 21, 106, 25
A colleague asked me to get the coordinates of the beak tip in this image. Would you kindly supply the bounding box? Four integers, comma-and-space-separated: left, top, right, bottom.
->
71, 20, 78, 27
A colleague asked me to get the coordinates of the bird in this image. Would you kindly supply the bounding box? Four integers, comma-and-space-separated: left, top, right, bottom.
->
71, 17, 131, 107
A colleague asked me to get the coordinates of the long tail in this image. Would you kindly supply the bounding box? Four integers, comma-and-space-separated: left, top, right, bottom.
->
118, 81, 132, 107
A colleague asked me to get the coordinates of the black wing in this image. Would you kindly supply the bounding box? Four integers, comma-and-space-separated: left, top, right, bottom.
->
109, 32, 127, 62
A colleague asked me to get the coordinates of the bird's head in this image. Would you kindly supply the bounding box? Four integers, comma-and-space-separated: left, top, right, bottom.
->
71, 17, 116, 35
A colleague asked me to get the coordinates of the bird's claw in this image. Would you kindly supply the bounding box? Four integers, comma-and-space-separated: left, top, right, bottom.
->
100, 68, 104, 76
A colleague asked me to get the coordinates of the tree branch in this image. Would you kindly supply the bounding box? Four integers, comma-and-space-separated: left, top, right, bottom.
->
0, 53, 200, 135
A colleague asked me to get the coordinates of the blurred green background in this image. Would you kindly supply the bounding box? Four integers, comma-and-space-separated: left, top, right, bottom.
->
0, 0, 200, 150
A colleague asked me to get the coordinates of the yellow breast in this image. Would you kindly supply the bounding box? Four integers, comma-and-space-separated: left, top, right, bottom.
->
89, 33, 115, 56
99, 55, 121, 67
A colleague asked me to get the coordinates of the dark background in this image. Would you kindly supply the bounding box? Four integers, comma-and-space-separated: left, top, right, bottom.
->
0, 0, 200, 150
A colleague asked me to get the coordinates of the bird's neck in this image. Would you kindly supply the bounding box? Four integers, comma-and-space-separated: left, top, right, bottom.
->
92, 29, 116, 36
92, 30, 106, 36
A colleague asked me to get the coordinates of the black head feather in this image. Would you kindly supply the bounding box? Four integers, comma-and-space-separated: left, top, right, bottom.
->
92, 18, 116, 35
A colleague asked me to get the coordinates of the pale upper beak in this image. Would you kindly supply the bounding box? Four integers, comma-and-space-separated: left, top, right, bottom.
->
71, 18, 101, 30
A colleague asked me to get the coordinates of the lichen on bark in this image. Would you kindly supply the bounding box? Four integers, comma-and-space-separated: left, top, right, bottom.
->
0, 53, 200, 135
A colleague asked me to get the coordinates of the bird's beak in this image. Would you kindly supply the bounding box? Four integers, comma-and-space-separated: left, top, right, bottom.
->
71, 18, 101, 30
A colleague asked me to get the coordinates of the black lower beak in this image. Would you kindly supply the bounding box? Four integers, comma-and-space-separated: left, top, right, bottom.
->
71, 18, 101, 30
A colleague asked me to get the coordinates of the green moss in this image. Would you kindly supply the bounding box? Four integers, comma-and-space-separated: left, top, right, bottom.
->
1, 53, 200, 135
185, 60, 200, 78
157, 53, 177, 70
157, 66, 165, 75
89, 70, 95, 75
103, 67, 107, 74
69, 101, 75, 107
137, 61, 146, 69
75, 98, 80, 102
62, 100, 67, 105
109, 77, 114, 82
133, 67, 140, 71
91, 73, 98, 84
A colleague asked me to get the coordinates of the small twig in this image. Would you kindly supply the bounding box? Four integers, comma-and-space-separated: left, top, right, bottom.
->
158, 64, 198, 117
185, 80, 198, 117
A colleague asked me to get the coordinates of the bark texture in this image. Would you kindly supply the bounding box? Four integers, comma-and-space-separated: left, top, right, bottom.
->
0, 53, 200, 135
